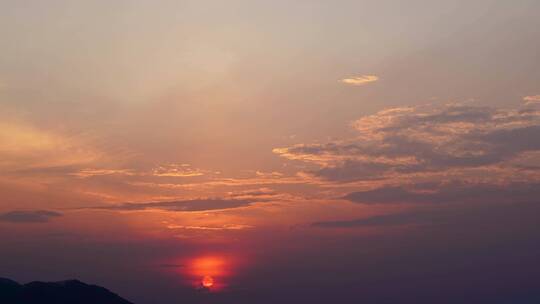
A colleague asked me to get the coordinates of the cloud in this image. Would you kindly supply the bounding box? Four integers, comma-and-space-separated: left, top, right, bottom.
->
128, 172, 311, 190
227, 188, 280, 200
71, 168, 136, 178
91, 198, 254, 212
313, 196, 540, 228
71, 164, 212, 178
0, 121, 100, 171
341, 75, 379, 86
0, 210, 63, 223
166, 224, 253, 230
312, 212, 432, 228
274, 103, 540, 184
343, 182, 540, 205
524, 95, 540, 105
152, 164, 207, 177
158, 264, 185, 268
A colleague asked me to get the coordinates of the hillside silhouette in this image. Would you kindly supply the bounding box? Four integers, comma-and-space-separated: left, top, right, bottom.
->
0, 277, 132, 304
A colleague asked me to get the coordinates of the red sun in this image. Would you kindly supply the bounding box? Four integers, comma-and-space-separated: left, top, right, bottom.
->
202, 276, 214, 288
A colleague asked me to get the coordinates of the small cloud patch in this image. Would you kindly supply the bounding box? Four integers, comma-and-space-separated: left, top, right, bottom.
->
341, 75, 379, 86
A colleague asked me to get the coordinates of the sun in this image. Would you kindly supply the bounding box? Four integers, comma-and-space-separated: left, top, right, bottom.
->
178, 254, 236, 291
202, 276, 214, 288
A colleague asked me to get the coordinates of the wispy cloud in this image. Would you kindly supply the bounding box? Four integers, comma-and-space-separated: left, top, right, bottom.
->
314, 197, 540, 231
227, 188, 278, 199
0, 121, 100, 171
70, 164, 213, 181
127, 172, 312, 191
166, 224, 253, 230
343, 182, 540, 205
524, 95, 540, 105
313, 212, 430, 228
71, 168, 136, 178
152, 164, 208, 177
0, 210, 62, 223
89, 198, 254, 212
341, 75, 379, 86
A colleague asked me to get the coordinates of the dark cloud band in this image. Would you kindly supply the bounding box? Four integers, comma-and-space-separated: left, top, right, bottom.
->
0, 210, 63, 223
90, 199, 253, 212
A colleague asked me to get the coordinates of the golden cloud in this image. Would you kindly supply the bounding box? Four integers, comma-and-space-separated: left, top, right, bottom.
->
341, 75, 379, 86
71, 169, 136, 178
152, 164, 207, 177
524, 95, 540, 105
0, 121, 100, 170
166, 224, 253, 231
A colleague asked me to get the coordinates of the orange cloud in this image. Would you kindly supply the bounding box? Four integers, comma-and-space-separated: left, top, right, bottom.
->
152, 164, 207, 177
0, 121, 100, 170
166, 224, 253, 230
71, 169, 136, 178
524, 95, 540, 105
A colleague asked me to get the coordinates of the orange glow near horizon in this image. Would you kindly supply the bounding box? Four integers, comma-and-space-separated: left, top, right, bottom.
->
179, 254, 235, 291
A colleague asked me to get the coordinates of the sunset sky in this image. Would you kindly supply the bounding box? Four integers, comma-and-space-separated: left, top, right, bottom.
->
1, 1, 540, 303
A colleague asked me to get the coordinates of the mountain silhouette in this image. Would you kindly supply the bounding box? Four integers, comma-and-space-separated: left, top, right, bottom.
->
0, 277, 133, 304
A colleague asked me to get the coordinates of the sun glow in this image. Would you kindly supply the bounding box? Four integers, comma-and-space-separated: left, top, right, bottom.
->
179, 255, 234, 291
202, 275, 214, 288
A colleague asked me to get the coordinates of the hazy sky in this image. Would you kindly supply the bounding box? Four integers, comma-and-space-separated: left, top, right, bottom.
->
1, 1, 540, 303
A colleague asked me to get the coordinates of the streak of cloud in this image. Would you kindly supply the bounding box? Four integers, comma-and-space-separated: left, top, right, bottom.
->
343, 182, 540, 205
88, 199, 254, 212
341, 75, 379, 86
166, 224, 253, 230
524, 95, 540, 105
152, 164, 207, 177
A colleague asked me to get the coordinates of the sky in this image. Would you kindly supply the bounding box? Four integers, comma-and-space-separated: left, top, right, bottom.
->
1, 1, 540, 303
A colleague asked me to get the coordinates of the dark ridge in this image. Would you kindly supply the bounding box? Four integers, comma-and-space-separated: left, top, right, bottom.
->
0, 278, 133, 304
0, 278, 21, 303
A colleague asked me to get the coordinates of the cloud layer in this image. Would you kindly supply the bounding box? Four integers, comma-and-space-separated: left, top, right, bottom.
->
275, 103, 540, 184
92, 199, 254, 212
0, 210, 63, 223
343, 182, 540, 205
